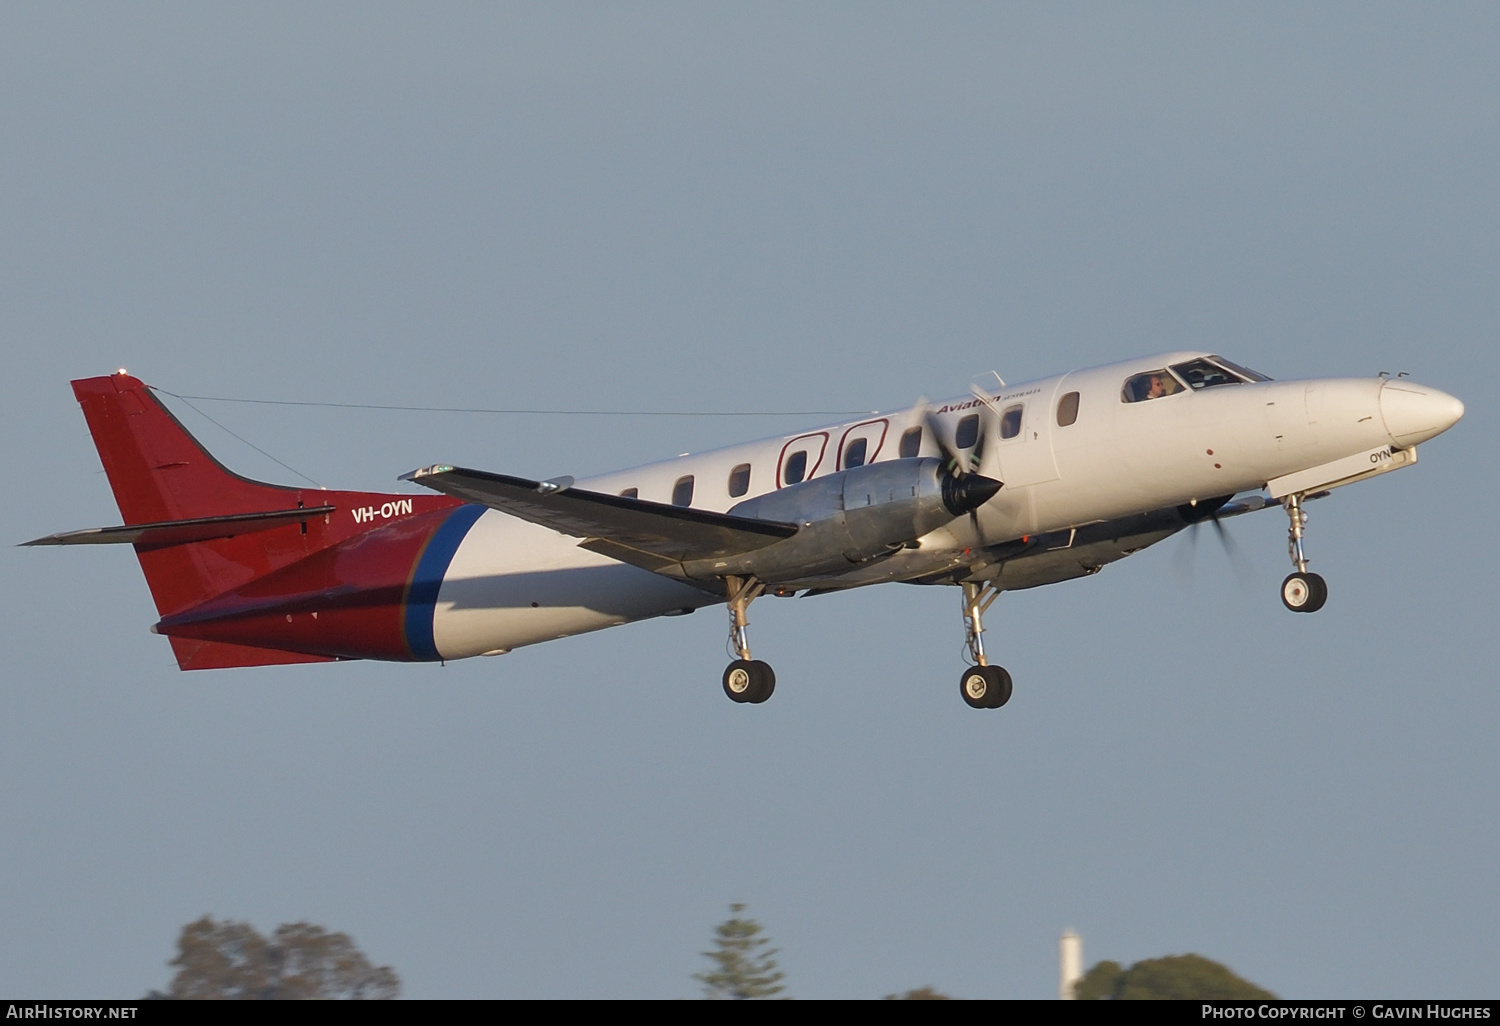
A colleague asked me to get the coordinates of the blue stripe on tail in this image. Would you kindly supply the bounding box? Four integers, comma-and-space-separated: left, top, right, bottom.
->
403, 504, 487, 661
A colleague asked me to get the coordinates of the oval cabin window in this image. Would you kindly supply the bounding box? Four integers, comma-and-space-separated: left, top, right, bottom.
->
728, 463, 751, 498
844, 437, 868, 469
999, 405, 1023, 439
783, 450, 808, 485
672, 476, 694, 507
955, 414, 980, 450
1056, 391, 1080, 427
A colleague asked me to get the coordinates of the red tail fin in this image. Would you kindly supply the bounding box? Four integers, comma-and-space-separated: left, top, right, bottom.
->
70, 373, 460, 666
72, 373, 308, 527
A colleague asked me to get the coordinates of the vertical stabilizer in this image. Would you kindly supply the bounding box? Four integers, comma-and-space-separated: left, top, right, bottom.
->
66, 373, 463, 666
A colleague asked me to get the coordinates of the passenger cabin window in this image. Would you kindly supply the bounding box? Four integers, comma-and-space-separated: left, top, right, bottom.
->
1170, 358, 1243, 390
1056, 391, 1080, 427
999, 405, 1022, 439
844, 437, 868, 469
899, 427, 922, 458
955, 414, 980, 449
1122, 370, 1185, 403
619, 487, 639, 499
783, 450, 808, 485
728, 463, 751, 498
672, 476, 694, 507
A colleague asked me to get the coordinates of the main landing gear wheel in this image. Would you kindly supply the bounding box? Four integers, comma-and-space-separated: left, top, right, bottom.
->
957, 582, 1012, 710
723, 660, 776, 704
1280, 572, 1328, 613
960, 665, 1012, 710
720, 575, 775, 704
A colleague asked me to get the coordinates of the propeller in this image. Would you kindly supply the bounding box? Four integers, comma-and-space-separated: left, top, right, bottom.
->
919, 395, 1004, 540
920, 392, 1002, 480
1174, 497, 1254, 590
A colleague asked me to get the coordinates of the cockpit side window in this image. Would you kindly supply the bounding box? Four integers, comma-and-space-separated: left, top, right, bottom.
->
1170, 358, 1243, 390
1122, 370, 1185, 403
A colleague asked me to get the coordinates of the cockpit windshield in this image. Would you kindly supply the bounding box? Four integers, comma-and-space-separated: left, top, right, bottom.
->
1208, 356, 1272, 382
1169, 358, 1241, 390
1169, 356, 1274, 390
1123, 356, 1274, 402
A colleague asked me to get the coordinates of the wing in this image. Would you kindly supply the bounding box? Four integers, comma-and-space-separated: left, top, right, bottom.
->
401, 465, 798, 576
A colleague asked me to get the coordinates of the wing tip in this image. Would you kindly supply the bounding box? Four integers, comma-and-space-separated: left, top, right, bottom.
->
400, 464, 455, 483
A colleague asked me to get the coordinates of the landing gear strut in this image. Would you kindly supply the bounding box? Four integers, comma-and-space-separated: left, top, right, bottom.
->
959, 581, 1012, 709
722, 575, 775, 703
1280, 493, 1328, 613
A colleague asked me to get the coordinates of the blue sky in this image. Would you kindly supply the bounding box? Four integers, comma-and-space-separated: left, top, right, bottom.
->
2, 3, 1496, 998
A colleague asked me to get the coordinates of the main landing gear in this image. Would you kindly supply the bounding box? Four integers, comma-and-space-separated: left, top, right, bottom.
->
715, 574, 1018, 710
722, 575, 775, 704
1280, 493, 1328, 613
959, 581, 1012, 710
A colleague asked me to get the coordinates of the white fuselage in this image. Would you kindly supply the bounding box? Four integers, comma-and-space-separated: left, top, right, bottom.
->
429, 352, 1462, 660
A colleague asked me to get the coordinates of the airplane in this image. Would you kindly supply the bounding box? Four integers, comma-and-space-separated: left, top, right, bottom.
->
25, 353, 1463, 709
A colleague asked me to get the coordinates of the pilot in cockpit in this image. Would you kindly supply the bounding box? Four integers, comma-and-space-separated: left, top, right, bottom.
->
1125, 370, 1185, 402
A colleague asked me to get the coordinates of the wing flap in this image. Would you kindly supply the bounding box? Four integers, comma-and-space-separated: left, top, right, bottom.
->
402, 465, 797, 573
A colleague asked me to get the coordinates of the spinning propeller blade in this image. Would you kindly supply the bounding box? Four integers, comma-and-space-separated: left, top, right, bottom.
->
1176, 500, 1255, 591
919, 399, 967, 478
918, 395, 1004, 542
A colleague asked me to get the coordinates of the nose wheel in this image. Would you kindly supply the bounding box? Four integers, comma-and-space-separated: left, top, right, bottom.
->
1281, 572, 1327, 613
1280, 494, 1329, 613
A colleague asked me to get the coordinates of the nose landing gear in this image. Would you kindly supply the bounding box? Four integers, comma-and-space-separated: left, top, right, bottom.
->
1280, 493, 1328, 613
721, 575, 775, 704
959, 581, 1012, 709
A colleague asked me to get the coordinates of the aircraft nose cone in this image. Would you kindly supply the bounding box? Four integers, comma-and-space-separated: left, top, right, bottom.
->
1379, 380, 1465, 448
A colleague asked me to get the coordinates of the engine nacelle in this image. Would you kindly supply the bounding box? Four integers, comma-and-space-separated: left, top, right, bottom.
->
679, 458, 1000, 583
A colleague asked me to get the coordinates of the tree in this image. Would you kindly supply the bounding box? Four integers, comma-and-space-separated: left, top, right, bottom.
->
694, 903, 786, 999
1074, 954, 1274, 1000
159, 916, 400, 999
884, 986, 952, 999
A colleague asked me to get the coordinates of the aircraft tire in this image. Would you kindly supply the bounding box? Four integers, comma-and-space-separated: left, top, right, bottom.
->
1281, 572, 1328, 613
723, 661, 754, 702
960, 665, 1012, 709
723, 660, 776, 704
745, 661, 775, 704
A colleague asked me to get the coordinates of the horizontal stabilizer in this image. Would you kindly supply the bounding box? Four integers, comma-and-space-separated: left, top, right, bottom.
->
22, 506, 336, 547
402, 465, 797, 574
166, 635, 337, 671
